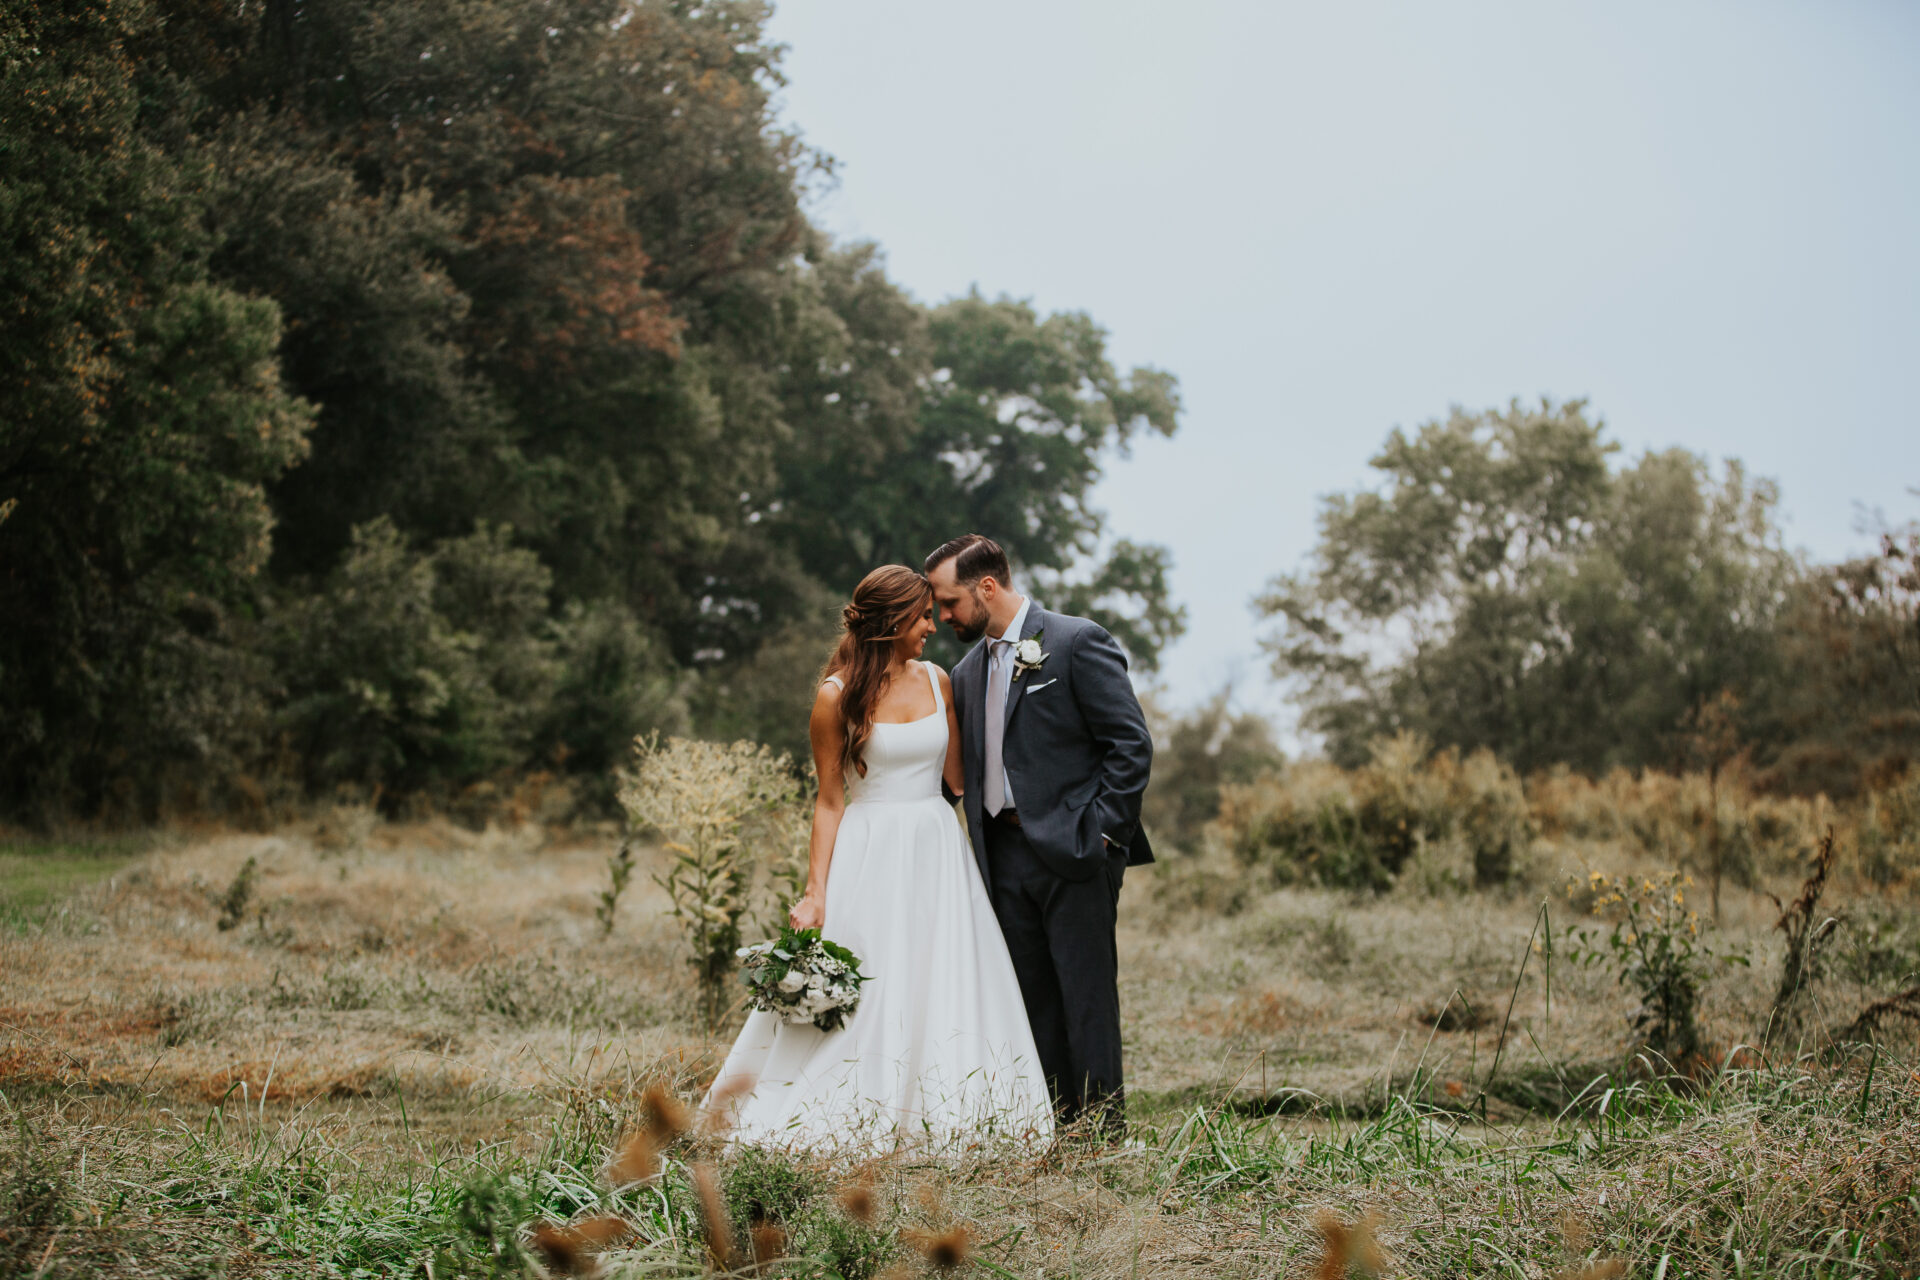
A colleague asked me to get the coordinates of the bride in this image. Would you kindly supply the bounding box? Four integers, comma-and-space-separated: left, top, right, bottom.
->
704, 565, 1053, 1149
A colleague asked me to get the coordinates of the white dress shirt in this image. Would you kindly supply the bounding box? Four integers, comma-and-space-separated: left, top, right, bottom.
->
985, 596, 1032, 812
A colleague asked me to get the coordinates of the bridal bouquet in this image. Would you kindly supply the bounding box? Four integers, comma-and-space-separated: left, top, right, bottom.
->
737, 926, 868, 1031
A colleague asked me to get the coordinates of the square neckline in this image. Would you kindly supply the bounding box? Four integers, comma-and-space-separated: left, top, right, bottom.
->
826, 661, 943, 726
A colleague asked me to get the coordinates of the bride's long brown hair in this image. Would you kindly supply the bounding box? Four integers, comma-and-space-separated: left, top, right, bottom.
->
827, 565, 934, 778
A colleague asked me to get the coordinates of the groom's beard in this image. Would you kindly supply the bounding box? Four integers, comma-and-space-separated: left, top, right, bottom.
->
949, 591, 989, 643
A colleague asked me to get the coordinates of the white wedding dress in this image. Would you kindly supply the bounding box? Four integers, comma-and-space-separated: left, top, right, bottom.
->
705, 662, 1053, 1151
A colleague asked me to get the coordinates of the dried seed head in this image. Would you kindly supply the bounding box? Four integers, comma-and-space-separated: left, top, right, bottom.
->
529, 1221, 586, 1276
701, 1073, 752, 1134
1313, 1210, 1351, 1280
908, 1226, 971, 1272
529, 1214, 630, 1276
569, 1216, 631, 1250
691, 1162, 734, 1269
1443, 1079, 1465, 1098
749, 1221, 787, 1274
608, 1128, 659, 1187
911, 1182, 946, 1217
1553, 1262, 1625, 1280
641, 1083, 691, 1143
1559, 1212, 1590, 1254
1351, 1210, 1385, 1276
836, 1174, 877, 1224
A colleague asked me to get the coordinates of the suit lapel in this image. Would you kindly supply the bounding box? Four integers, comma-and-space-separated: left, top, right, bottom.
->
1001, 605, 1048, 733
957, 638, 987, 767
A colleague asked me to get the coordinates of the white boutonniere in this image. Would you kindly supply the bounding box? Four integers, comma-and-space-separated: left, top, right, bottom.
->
1012, 630, 1048, 681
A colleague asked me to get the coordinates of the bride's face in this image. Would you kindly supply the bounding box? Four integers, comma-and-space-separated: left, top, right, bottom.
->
893, 601, 937, 660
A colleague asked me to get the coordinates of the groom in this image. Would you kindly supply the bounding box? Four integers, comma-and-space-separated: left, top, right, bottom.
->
925, 534, 1153, 1135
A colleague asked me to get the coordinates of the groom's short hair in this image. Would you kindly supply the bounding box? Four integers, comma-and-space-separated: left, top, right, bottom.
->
925, 534, 1012, 590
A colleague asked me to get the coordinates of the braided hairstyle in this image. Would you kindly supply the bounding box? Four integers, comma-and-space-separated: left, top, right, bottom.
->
825, 565, 934, 777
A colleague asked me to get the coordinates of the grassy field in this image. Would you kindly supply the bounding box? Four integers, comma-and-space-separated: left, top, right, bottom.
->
2, 815, 1916, 1278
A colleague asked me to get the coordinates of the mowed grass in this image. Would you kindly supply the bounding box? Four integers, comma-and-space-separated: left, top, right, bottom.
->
0, 833, 153, 930
2, 818, 1916, 1278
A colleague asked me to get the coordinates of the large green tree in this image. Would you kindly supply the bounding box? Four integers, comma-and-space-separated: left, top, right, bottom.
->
768, 282, 1185, 665
1257, 400, 1796, 772
0, 0, 314, 818
1751, 523, 1920, 796
1, 0, 1187, 817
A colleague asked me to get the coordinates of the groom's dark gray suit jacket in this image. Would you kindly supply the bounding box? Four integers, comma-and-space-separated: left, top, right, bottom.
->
950, 605, 1154, 886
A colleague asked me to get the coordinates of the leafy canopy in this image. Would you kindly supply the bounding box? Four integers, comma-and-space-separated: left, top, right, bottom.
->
1258, 400, 1797, 773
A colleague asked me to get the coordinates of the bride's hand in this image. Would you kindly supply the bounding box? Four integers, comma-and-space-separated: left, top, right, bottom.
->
788, 893, 825, 931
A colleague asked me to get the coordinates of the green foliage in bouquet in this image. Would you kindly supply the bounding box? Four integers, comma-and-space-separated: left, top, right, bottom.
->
738, 926, 868, 1032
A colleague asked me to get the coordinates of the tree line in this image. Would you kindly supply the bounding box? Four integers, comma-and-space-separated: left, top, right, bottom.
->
0, 0, 1183, 822
5, 2, 1908, 830
1143, 402, 1914, 857
1255, 399, 1918, 803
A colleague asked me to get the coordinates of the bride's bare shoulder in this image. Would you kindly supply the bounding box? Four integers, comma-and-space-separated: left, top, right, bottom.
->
811, 676, 844, 732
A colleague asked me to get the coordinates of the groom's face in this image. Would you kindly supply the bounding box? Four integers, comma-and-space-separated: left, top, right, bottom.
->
928, 561, 990, 643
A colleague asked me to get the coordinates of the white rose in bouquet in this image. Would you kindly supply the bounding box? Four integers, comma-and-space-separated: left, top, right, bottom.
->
740, 927, 870, 1031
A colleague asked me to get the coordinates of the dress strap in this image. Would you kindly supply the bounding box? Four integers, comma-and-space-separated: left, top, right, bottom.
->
923, 661, 943, 714
822, 674, 844, 691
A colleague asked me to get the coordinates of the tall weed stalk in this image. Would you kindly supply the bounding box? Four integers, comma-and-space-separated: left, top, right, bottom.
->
617, 734, 805, 1032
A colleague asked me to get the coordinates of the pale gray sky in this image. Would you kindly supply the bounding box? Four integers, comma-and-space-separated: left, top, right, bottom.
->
765, 1, 1920, 722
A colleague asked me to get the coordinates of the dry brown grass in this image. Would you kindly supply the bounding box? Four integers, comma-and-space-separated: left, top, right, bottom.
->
3, 815, 1915, 1278
8, 812, 1907, 1122
691, 1161, 735, 1268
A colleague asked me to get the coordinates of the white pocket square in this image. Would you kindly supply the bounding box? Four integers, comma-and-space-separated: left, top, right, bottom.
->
1024, 678, 1059, 692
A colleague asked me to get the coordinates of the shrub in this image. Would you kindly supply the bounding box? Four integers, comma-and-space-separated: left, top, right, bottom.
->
272, 518, 522, 798
1352, 731, 1451, 879
1833, 899, 1920, 988
269, 519, 686, 812
721, 1147, 820, 1233
1217, 763, 1376, 889
1448, 748, 1533, 886
791, 1202, 898, 1279
1564, 870, 1746, 1063
1142, 689, 1285, 852
1858, 770, 1920, 888
690, 600, 842, 767
1529, 765, 1822, 888
1532, 767, 1649, 845
540, 598, 688, 812
215, 856, 257, 931
1217, 734, 1533, 892
430, 521, 558, 749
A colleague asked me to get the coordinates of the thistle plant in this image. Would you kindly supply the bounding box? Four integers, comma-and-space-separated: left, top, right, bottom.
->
617, 734, 804, 1032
